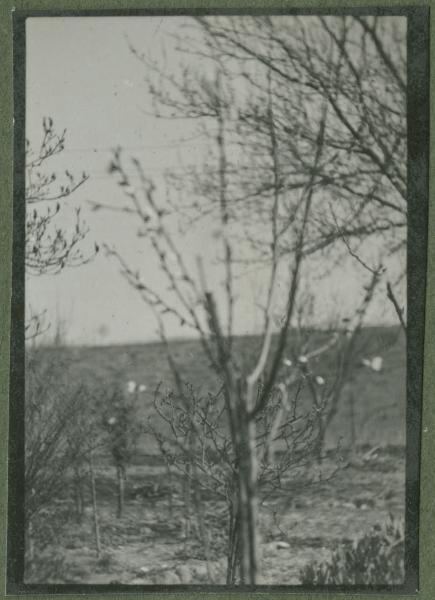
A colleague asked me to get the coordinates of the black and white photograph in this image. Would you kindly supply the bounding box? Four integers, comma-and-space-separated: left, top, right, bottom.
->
10, 9, 428, 590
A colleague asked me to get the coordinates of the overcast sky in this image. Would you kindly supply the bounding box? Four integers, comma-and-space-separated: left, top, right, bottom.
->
25, 16, 405, 346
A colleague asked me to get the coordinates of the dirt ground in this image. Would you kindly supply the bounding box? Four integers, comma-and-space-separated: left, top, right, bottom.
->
27, 446, 405, 585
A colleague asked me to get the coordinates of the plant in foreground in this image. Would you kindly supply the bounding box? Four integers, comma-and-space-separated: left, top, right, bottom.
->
299, 515, 404, 585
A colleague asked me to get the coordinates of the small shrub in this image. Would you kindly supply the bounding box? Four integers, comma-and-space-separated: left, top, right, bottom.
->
300, 516, 404, 585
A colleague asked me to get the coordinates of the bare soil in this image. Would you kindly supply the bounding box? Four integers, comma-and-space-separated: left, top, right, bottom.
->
27, 447, 405, 585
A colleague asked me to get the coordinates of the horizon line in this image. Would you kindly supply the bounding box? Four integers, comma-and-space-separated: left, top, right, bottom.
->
28, 322, 403, 352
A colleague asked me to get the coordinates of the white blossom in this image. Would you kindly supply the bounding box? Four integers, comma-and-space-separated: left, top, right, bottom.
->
361, 356, 383, 372
127, 380, 137, 394
371, 356, 383, 372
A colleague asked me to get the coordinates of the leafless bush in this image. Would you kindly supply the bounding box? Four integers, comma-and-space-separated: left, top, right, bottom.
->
148, 370, 337, 584
25, 351, 108, 565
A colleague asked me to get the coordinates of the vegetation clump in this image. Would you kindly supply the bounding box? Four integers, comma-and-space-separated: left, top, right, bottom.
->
300, 516, 404, 585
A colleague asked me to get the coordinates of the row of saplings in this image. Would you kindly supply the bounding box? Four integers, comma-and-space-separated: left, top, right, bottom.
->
24, 359, 144, 580
25, 359, 404, 585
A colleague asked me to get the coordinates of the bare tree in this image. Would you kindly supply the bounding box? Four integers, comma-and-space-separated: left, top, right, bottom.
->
25, 353, 104, 566
186, 16, 406, 258
104, 100, 331, 584
25, 118, 97, 277
131, 15, 406, 316
102, 15, 406, 584
100, 382, 143, 519
148, 373, 336, 584
24, 119, 99, 568
25, 118, 97, 339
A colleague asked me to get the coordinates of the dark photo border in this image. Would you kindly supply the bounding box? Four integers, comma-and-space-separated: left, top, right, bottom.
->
3, 3, 430, 596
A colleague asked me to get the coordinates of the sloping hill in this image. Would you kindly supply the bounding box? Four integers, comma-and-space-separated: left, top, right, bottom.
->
33, 326, 406, 452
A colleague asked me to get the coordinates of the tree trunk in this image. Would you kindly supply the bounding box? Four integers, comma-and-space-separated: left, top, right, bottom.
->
74, 465, 84, 522
192, 475, 214, 583
183, 466, 192, 541
349, 391, 356, 452
89, 451, 101, 557
166, 463, 174, 520
226, 502, 240, 584
236, 415, 259, 585
316, 416, 326, 464
74, 483, 84, 522
116, 464, 125, 519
